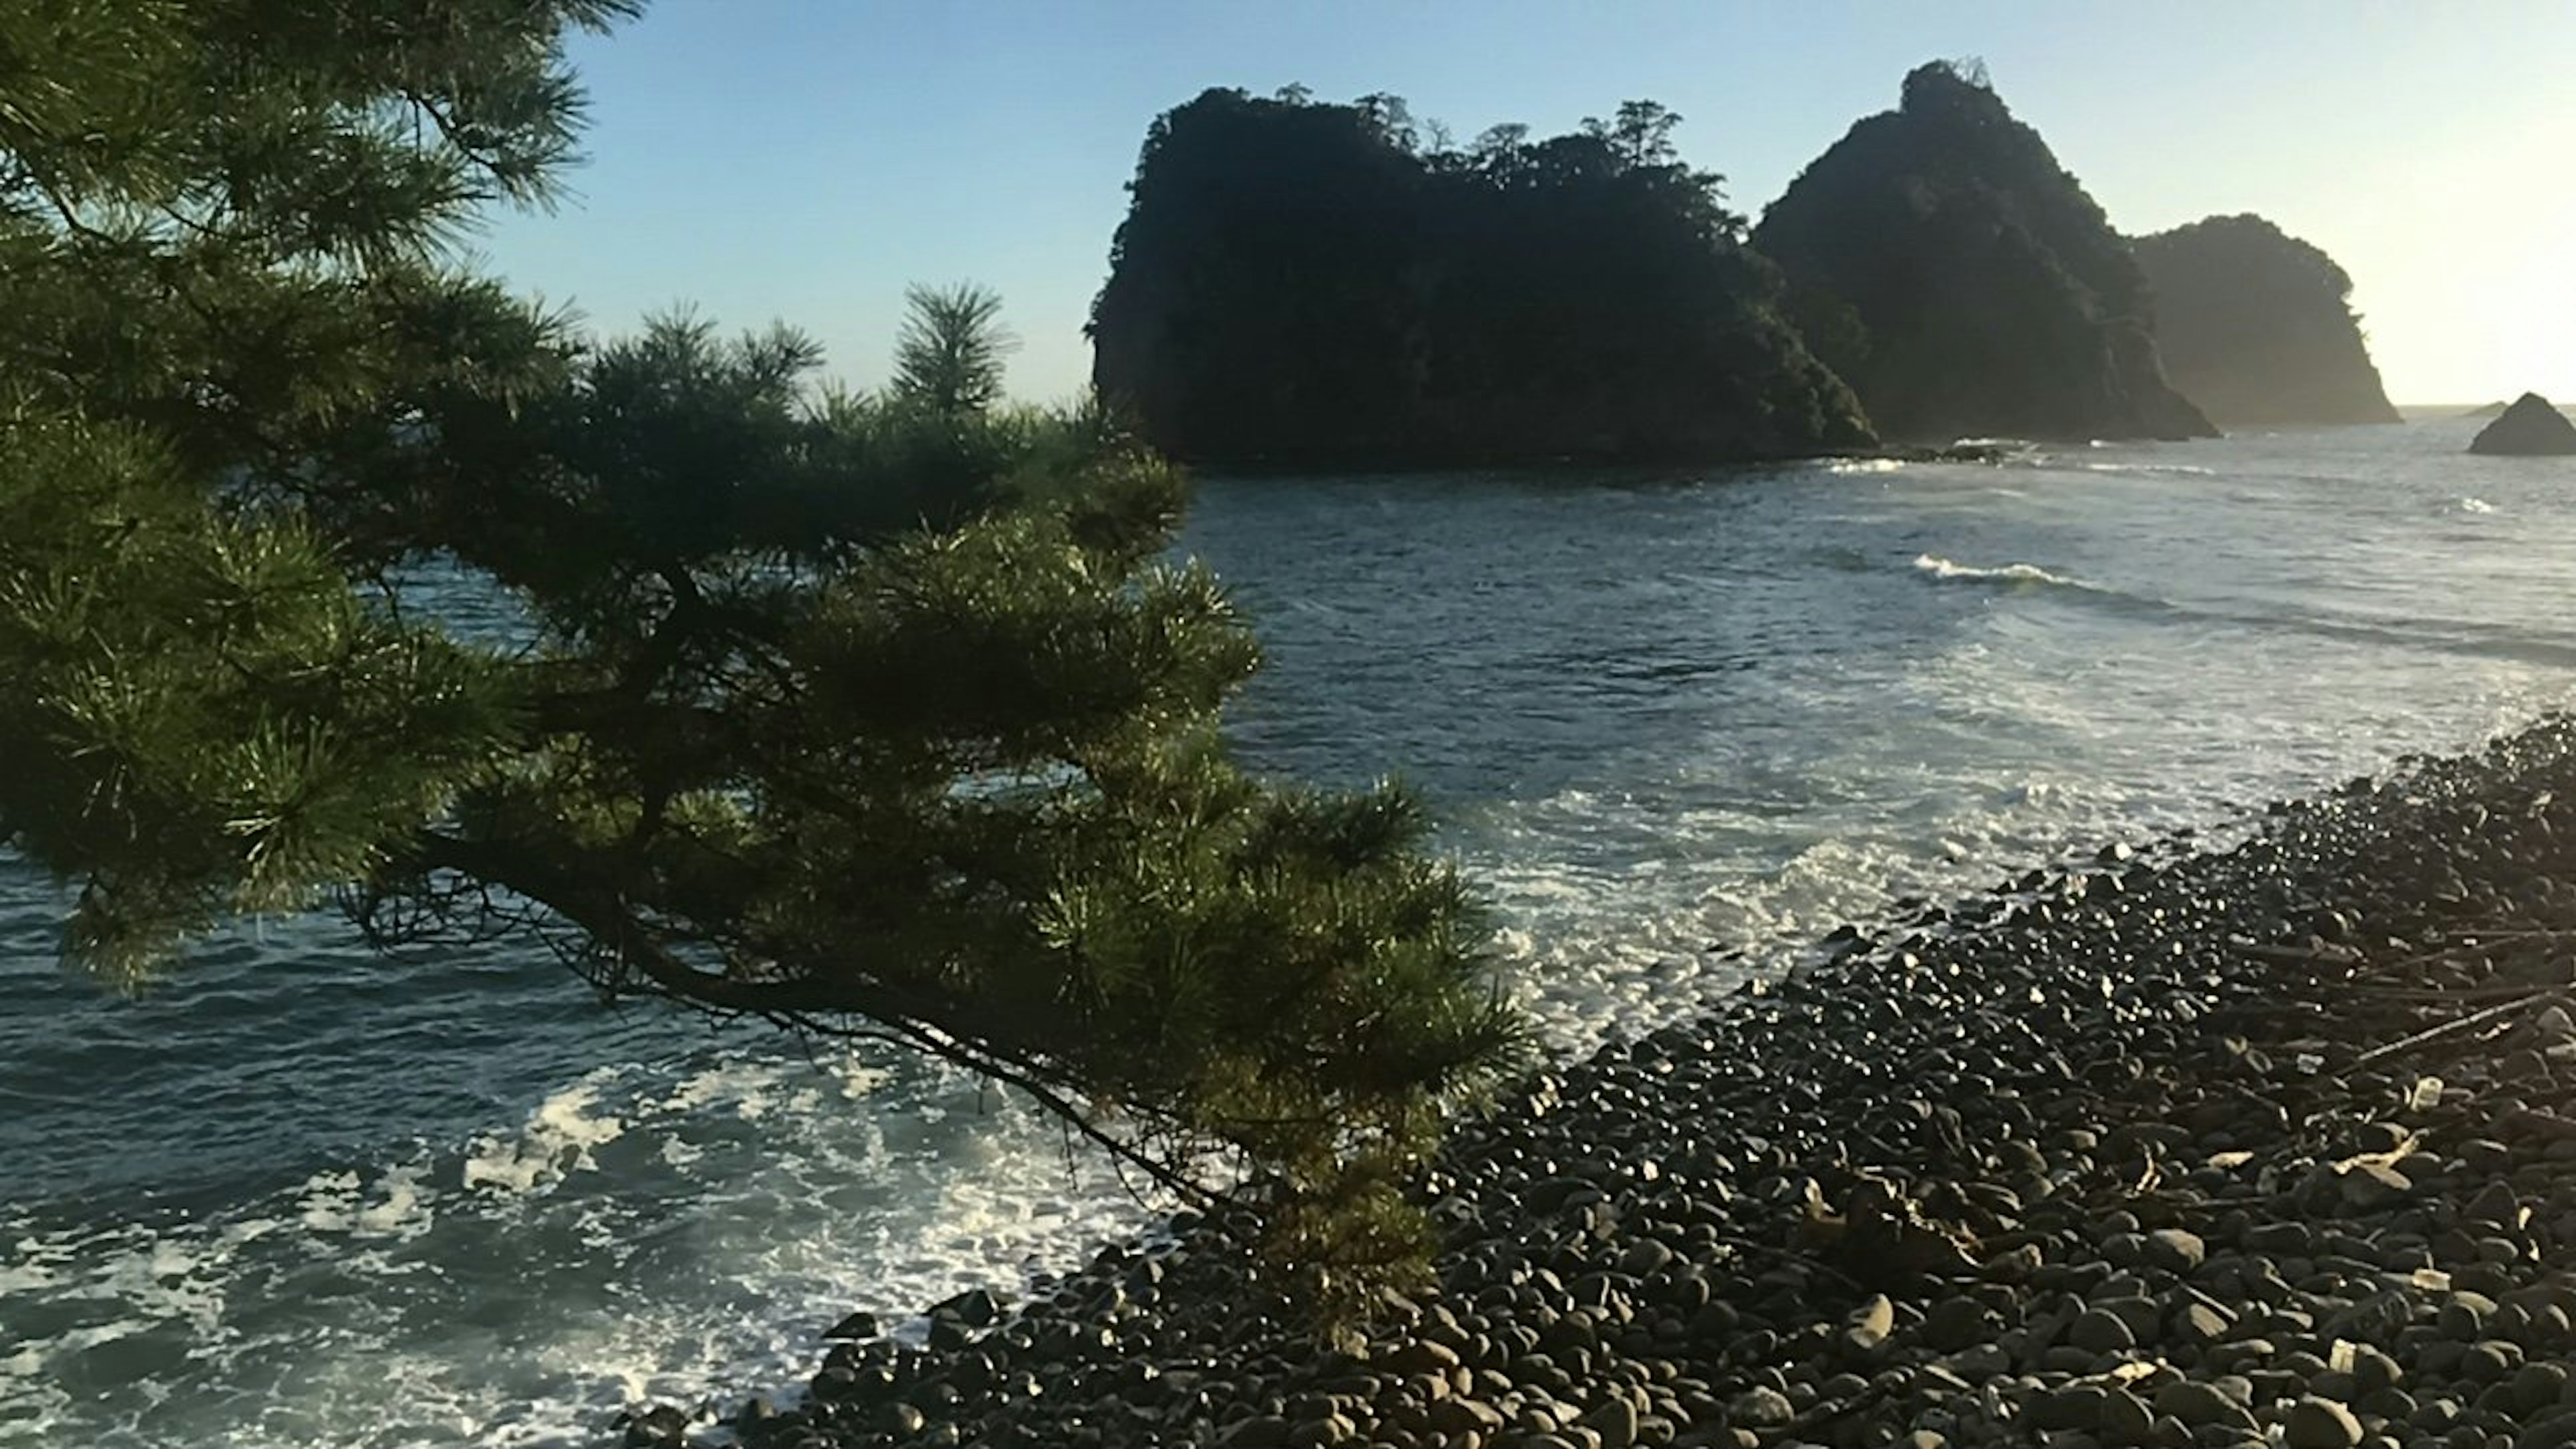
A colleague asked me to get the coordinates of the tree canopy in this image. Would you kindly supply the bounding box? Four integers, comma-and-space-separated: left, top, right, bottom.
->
0, 1, 1523, 1309
1753, 62, 2215, 443
2132, 215, 2400, 429
1089, 87, 1871, 467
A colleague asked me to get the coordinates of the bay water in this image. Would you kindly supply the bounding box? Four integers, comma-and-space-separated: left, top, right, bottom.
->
4, 413, 2570, 1445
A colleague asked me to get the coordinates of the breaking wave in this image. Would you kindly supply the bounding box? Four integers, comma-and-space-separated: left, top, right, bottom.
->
1912, 553, 2100, 592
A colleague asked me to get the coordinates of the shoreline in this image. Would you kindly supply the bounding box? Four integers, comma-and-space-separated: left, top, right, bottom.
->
648, 715, 2576, 1449
1187, 439, 2121, 482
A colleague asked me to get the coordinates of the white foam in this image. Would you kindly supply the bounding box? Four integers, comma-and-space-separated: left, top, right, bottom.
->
0, 1039, 1171, 1449
297, 1169, 361, 1232
1913, 553, 2090, 590
354, 1163, 436, 1240
2071, 460, 2216, 477
461, 1075, 627, 1195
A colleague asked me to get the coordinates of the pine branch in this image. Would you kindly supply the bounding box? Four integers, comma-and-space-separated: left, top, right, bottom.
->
409, 828, 1233, 1212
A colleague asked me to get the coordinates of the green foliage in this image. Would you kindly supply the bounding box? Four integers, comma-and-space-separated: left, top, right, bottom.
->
0, 407, 518, 984
0, 0, 627, 975
2132, 215, 2400, 428
0, 1, 1527, 1314
1089, 87, 1871, 467
891, 281, 1018, 414
1753, 61, 2214, 443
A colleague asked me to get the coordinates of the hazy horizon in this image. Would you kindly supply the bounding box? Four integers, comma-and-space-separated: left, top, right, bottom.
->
478, 1, 2576, 409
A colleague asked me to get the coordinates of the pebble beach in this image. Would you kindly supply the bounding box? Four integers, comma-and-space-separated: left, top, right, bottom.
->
637, 714, 2576, 1449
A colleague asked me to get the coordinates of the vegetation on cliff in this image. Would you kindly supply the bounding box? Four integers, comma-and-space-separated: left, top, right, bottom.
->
1090, 89, 1873, 466
0, 0, 1525, 1309
2133, 215, 2400, 428
1754, 62, 2214, 443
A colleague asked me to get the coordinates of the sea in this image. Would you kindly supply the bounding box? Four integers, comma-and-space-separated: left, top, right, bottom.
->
4, 411, 2571, 1446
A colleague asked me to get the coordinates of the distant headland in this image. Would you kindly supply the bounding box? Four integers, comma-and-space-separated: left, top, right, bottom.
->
2131, 215, 2401, 429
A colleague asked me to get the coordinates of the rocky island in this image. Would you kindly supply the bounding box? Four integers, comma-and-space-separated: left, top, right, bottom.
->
1089, 89, 1872, 468
2470, 394, 2576, 455
2132, 215, 2402, 429
1753, 62, 2214, 445
1091, 66, 2259, 466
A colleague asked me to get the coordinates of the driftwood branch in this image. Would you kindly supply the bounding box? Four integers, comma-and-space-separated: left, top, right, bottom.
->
2335, 989, 2563, 1079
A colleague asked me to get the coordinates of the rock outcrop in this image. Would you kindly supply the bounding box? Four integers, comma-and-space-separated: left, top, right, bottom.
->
2132, 215, 2401, 429
1089, 88, 1873, 468
2469, 392, 2576, 455
1753, 62, 2216, 444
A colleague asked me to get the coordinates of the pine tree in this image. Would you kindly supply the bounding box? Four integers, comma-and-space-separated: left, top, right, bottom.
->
0, 1, 1525, 1310
890, 281, 1018, 413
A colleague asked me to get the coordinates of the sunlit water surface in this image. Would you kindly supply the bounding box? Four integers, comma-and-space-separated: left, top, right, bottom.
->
5, 417, 2572, 1445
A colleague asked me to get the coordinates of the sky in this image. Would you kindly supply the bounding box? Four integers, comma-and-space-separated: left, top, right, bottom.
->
478, 1, 2576, 407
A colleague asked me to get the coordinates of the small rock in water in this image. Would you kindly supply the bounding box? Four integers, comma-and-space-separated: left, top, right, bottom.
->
619, 1404, 689, 1448
930, 1287, 1000, 1326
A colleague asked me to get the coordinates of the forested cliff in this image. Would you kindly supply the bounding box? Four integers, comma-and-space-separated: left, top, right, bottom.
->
1089, 89, 1873, 467
1754, 62, 2215, 443
2133, 215, 2401, 428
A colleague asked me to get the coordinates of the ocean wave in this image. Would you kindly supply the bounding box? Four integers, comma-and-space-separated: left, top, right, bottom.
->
2066, 460, 2218, 478
1912, 553, 2098, 592
0, 1042, 1167, 1448
1911, 551, 2576, 667
2231, 608, 2576, 672
2459, 496, 2498, 515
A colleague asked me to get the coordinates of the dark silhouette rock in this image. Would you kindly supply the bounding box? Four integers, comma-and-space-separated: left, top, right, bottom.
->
2469, 394, 2576, 455
1090, 88, 1872, 468
1753, 61, 2215, 444
2133, 215, 2400, 429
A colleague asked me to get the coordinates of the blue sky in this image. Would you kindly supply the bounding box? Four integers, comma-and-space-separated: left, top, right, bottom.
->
479, 1, 2576, 406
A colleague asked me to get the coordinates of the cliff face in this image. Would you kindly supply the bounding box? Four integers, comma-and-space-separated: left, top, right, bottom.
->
2132, 215, 2400, 429
1752, 62, 2215, 444
1089, 89, 1873, 468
